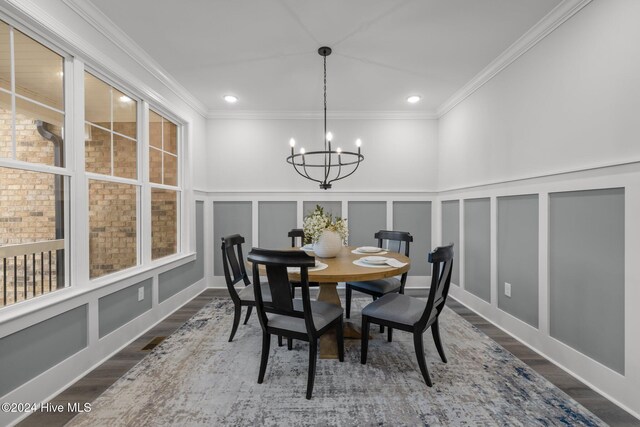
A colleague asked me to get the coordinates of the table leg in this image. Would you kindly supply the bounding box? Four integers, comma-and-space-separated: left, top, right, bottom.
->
317, 282, 364, 359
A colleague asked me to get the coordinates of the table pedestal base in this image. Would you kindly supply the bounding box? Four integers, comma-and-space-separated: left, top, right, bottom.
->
317, 282, 366, 359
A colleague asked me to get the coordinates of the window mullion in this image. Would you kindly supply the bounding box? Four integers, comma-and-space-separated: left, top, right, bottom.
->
110, 88, 114, 176
141, 102, 151, 265
9, 26, 16, 159
72, 57, 90, 285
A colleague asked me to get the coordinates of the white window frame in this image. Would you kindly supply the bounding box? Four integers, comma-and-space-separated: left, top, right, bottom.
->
0, 17, 73, 292
146, 105, 183, 262
83, 67, 143, 281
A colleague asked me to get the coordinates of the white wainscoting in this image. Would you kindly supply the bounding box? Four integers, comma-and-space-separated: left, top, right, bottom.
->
195, 191, 437, 290
436, 162, 640, 419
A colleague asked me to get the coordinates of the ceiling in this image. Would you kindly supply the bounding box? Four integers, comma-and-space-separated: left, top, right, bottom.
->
87, 0, 562, 114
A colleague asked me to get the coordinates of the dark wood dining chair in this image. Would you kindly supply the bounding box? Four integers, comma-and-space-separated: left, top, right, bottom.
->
360, 244, 454, 386
248, 247, 344, 399
221, 234, 272, 342
345, 230, 413, 332
288, 228, 320, 298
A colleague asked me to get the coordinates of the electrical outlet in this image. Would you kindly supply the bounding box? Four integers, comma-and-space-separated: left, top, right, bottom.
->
504, 282, 512, 298
138, 287, 144, 302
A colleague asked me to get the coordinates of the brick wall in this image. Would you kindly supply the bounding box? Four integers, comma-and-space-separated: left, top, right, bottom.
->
151, 188, 177, 260
88, 179, 137, 278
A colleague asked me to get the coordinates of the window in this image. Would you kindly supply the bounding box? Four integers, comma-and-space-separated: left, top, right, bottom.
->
85, 71, 138, 278
1, 18, 185, 298
149, 110, 179, 259
0, 20, 68, 307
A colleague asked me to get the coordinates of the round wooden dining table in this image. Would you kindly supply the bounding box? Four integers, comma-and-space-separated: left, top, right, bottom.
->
287, 245, 411, 359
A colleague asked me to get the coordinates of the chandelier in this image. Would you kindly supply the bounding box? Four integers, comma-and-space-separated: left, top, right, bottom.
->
286, 46, 364, 190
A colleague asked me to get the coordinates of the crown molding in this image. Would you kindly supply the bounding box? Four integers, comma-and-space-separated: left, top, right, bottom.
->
61, 0, 208, 117
436, 0, 593, 118
206, 110, 439, 120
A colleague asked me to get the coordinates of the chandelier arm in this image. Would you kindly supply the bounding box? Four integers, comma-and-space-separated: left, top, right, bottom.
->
287, 154, 324, 183
302, 159, 323, 184
329, 156, 363, 183
291, 159, 316, 182
324, 144, 332, 184
332, 161, 342, 183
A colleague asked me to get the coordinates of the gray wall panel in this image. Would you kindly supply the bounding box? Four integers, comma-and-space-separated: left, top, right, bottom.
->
0, 305, 87, 397
159, 201, 205, 302
441, 200, 460, 285
497, 195, 539, 327
303, 201, 342, 220
99, 278, 153, 338
213, 201, 252, 277
464, 198, 491, 302
259, 201, 297, 249
348, 201, 386, 247
393, 201, 431, 276
549, 188, 624, 374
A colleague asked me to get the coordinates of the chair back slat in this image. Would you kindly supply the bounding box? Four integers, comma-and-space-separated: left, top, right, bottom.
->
248, 248, 317, 335
374, 230, 412, 257
418, 244, 454, 328
265, 264, 294, 311
374, 230, 412, 291
288, 228, 305, 247
221, 235, 251, 300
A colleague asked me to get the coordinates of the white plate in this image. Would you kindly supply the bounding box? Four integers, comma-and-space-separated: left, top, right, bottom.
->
361, 256, 389, 265
357, 246, 382, 253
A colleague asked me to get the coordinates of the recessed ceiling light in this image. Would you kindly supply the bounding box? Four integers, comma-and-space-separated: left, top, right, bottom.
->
119, 95, 132, 103
224, 95, 238, 104
407, 95, 421, 104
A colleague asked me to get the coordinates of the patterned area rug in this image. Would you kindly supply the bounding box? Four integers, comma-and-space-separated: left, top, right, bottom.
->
68, 297, 604, 426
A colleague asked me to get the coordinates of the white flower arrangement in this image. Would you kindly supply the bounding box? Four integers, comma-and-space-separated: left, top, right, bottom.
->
303, 205, 348, 245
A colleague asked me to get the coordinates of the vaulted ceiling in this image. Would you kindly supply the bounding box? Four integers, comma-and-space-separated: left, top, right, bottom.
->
87, 0, 562, 114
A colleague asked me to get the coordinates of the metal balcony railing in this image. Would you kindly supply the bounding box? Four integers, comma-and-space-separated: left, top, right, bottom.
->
0, 239, 64, 307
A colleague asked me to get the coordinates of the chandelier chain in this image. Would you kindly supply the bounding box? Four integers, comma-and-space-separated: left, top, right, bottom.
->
323, 55, 327, 152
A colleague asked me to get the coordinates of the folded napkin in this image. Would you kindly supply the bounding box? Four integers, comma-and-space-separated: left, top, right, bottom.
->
385, 258, 407, 268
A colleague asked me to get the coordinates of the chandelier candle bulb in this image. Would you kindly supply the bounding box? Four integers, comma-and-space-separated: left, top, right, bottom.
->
356, 138, 362, 147
326, 132, 333, 142
289, 138, 296, 147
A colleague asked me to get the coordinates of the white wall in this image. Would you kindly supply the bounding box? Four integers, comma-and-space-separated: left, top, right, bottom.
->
206, 118, 438, 192
438, 0, 640, 190
437, 0, 640, 418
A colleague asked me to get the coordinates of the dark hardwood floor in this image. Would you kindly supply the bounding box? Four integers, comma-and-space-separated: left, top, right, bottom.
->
19, 289, 639, 426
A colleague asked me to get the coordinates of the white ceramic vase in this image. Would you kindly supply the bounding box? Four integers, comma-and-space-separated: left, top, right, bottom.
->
313, 230, 343, 258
